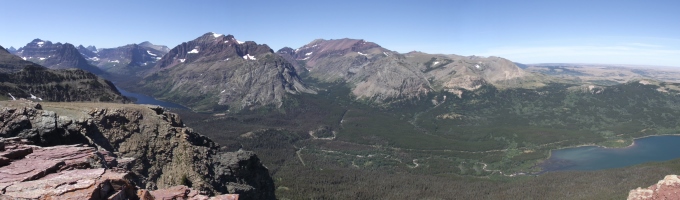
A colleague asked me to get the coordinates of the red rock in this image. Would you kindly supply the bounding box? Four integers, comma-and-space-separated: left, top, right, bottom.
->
3, 168, 105, 199
149, 185, 239, 200
150, 185, 191, 199
30, 144, 98, 168
628, 175, 680, 200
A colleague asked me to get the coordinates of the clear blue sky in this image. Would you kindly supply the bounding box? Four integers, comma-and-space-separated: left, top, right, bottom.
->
1, 0, 679, 66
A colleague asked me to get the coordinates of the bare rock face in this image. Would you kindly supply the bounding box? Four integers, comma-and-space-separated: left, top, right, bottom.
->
138, 32, 313, 112
0, 100, 274, 199
279, 39, 531, 104
628, 175, 680, 200
281, 39, 430, 102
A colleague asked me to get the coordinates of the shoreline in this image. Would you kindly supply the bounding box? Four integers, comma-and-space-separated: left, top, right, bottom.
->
544, 134, 680, 160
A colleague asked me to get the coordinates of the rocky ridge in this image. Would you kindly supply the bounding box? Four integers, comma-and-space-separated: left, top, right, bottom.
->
137, 32, 313, 112
13, 39, 105, 75
0, 100, 275, 199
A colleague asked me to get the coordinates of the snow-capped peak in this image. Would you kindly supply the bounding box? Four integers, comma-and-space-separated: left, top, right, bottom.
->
212, 32, 223, 38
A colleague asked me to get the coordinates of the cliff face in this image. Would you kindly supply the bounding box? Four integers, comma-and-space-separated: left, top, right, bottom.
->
0, 100, 275, 199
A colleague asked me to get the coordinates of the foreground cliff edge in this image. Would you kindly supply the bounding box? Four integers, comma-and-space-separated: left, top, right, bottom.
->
0, 100, 275, 199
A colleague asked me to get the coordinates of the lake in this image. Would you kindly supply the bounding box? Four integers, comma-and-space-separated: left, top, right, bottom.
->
543, 135, 680, 171
115, 86, 188, 109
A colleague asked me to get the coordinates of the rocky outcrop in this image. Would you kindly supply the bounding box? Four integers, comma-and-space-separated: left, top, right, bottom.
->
0, 137, 138, 199
628, 175, 680, 200
0, 137, 241, 199
0, 100, 275, 199
137, 32, 313, 112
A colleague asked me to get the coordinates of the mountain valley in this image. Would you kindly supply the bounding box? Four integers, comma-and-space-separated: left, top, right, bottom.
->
3, 32, 680, 199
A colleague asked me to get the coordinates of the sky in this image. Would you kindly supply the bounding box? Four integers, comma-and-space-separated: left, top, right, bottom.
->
1, 0, 679, 67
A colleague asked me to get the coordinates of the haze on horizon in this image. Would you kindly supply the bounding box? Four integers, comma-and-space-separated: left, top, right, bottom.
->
1, 0, 679, 67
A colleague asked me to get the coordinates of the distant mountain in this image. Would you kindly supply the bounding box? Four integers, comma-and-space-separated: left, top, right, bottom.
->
139, 41, 170, 53
0, 45, 128, 102
278, 38, 536, 104
77, 45, 98, 58
13, 39, 106, 75
78, 42, 168, 78
6, 46, 17, 54
137, 32, 312, 112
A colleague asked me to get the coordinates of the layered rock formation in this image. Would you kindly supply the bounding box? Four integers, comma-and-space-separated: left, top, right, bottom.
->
13, 39, 105, 75
0, 45, 129, 103
0, 100, 275, 199
628, 175, 680, 200
0, 137, 239, 199
137, 32, 313, 112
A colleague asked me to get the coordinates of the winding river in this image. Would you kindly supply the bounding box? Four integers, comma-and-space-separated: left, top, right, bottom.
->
543, 135, 680, 171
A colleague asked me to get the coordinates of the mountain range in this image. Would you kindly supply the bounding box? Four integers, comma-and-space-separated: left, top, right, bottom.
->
13, 39, 105, 75
76, 42, 169, 78
6, 33, 544, 112
278, 38, 537, 103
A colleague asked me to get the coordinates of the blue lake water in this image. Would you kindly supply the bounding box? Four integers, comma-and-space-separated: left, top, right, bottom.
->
115, 86, 188, 109
543, 135, 680, 171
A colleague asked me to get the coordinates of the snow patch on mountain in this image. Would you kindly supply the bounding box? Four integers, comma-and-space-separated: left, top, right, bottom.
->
243, 54, 256, 60
358, 52, 368, 56
147, 50, 157, 56
212, 32, 223, 38
305, 52, 313, 56
187, 49, 199, 54
179, 59, 186, 63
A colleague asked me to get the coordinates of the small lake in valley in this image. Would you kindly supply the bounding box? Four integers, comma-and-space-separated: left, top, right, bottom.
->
542, 135, 680, 171
115, 86, 188, 109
